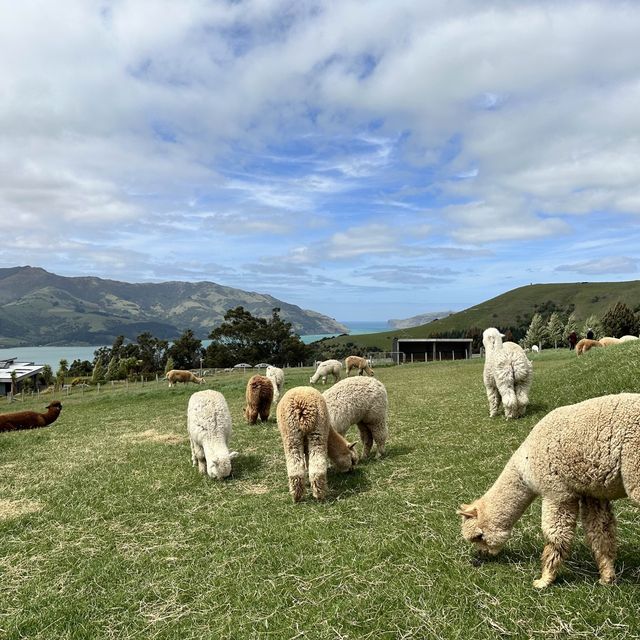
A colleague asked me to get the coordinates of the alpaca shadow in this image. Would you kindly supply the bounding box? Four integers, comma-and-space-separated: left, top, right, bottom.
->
326, 467, 372, 501
230, 454, 264, 480
373, 444, 414, 461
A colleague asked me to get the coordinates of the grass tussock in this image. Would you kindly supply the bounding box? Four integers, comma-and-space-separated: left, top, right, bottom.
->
2, 343, 640, 638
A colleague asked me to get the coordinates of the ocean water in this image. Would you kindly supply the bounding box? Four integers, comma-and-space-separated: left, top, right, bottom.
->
0, 321, 390, 368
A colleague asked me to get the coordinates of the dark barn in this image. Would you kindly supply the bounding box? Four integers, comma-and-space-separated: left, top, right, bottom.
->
392, 338, 473, 364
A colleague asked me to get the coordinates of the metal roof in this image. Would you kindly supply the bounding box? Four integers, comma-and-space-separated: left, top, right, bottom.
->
0, 360, 44, 382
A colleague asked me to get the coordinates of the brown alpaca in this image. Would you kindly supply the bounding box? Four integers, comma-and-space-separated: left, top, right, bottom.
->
575, 338, 602, 355
244, 375, 274, 424
0, 401, 63, 433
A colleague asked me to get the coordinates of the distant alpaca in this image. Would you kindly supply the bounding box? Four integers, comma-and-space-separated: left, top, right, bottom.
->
266, 365, 285, 405
0, 401, 63, 433
345, 355, 374, 377
310, 359, 342, 385
244, 375, 274, 424
575, 338, 601, 355
165, 369, 205, 387
482, 328, 533, 419
599, 337, 622, 347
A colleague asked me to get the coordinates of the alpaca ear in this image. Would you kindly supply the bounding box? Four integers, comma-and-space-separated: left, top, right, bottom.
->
348, 442, 358, 450
499, 333, 505, 338
229, 451, 239, 459
457, 504, 478, 519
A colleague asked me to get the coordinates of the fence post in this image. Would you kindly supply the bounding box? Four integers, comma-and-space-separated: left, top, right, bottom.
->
97, 383, 101, 394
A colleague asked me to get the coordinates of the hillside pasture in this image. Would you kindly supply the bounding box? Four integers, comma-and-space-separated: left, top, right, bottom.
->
2, 344, 640, 637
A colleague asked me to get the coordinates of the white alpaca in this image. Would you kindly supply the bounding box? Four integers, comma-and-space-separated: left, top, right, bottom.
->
483, 328, 533, 419
187, 390, 238, 479
266, 365, 285, 404
323, 377, 388, 458
309, 359, 342, 385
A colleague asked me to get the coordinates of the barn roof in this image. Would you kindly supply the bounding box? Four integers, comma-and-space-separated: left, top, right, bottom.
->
0, 357, 44, 382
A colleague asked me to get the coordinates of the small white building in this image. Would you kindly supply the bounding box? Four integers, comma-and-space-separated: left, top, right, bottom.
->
0, 358, 44, 396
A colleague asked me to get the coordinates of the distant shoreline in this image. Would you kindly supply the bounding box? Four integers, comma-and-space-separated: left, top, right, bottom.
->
0, 321, 391, 369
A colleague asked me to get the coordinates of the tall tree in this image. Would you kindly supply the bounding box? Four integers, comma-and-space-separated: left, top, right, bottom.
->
135, 332, 168, 373
92, 359, 106, 384
167, 329, 203, 369
546, 312, 565, 349
56, 359, 69, 388
39, 364, 54, 387
601, 302, 638, 338
563, 312, 578, 341
106, 356, 120, 381
204, 306, 310, 367
524, 313, 546, 349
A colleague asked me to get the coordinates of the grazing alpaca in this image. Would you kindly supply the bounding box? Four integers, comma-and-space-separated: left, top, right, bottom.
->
575, 338, 601, 355
323, 376, 388, 458
345, 355, 374, 377
0, 401, 63, 433
482, 328, 533, 419
244, 375, 274, 424
187, 390, 238, 480
165, 369, 205, 387
277, 387, 357, 502
309, 359, 342, 385
459, 393, 640, 588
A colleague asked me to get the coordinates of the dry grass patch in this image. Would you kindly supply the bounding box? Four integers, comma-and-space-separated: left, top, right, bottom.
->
242, 484, 270, 495
0, 498, 43, 520
121, 429, 186, 445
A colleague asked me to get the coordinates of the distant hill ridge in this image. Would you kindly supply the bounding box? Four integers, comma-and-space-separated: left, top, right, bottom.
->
322, 281, 640, 351
387, 311, 455, 329
0, 266, 348, 347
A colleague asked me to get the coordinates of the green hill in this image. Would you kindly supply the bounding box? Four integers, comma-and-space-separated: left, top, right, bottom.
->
320, 280, 640, 352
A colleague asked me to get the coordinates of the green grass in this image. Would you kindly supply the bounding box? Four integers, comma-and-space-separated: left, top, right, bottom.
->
2, 344, 640, 638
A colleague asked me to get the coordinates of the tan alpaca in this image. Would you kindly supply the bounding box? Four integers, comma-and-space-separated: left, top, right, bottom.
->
344, 355, 374, 377
599, 337, 622, 347
277, 387, 357, 502
575, 338, 601, 355
459, 393, 640, 588
244, 375, 274, 424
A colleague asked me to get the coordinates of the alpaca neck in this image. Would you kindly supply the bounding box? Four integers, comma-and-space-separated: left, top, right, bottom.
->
483, 456, 536, 529
44, 408, 61, 426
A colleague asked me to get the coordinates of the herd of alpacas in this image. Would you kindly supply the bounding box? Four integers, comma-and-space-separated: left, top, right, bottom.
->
4, 331, 640, 590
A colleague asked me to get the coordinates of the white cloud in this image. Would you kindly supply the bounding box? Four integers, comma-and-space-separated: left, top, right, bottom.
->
555, 256, 638, 275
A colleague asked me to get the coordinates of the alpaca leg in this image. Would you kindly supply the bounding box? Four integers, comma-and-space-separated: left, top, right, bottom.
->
497, 382, 518, 419
307, 435, 328, 501
259, 406, 270, 422
282, 433, 306, 502
191, 441, 207, 474
357, 422, 374, 458
534, 497, 579, 589
485, 384, 502, 418
515, 379, 531, 417
370, 419, 388, 457
580, 497, 617, 584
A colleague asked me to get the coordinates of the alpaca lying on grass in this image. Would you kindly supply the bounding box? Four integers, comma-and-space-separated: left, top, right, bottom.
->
277, 387, 357, 502
165, 369, 205, 387
459, 393, 640, 588
599, 337, 621, 347
187, 390, 238, 479
323, 376, 388, 458
620, 335, 639, 342
482, 328, 533, 419
575, 338, 601, 355
244, 375, 273, 424
0, 401, 63, 433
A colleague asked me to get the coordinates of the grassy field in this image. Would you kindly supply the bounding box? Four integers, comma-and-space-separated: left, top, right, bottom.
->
3, 344, 640, 638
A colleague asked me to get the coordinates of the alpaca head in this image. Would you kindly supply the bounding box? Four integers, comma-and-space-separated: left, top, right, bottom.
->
482, 327, 505, 353
209, 451, 239, 480
458, 500, 512, 556
46, 401, 63, 412
332, 441, 359, 472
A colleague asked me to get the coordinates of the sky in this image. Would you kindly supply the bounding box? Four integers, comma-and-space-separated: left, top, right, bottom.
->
2, 0, 640, 322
